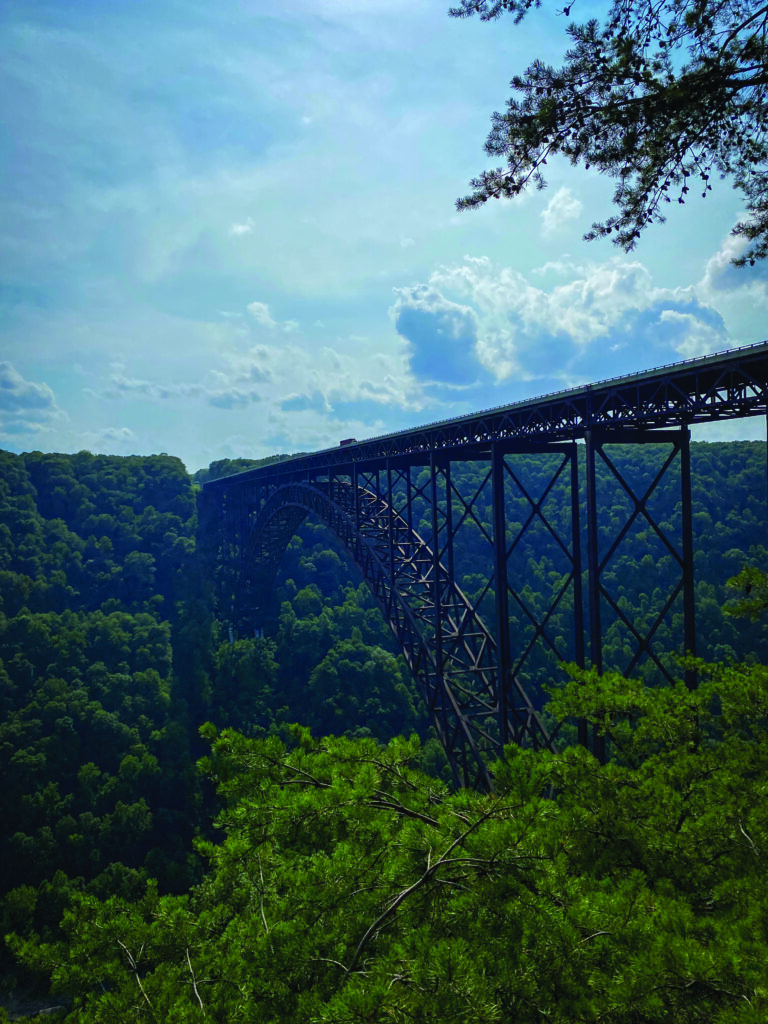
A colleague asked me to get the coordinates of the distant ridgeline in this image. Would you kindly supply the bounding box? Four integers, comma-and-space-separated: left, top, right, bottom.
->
0, 443, 766, 966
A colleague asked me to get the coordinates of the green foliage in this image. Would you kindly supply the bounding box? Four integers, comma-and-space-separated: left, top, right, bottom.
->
725, 565, 768, 621
0, 450, 207, 1005
306, 637, 420, 740
14, 661, 768, 1022
2, 440, 768, 1019
192, 453, 292, 486
451, 0, 768, 265
211, 637, 279, 731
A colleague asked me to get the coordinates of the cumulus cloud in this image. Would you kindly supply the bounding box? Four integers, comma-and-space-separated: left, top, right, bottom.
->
247, 301, 278, 328
434, 256, 667, 350
0, 362, 63, 434
700, 229, 768, 296
281, 390, 329, 413
98, 426, 137, 443
541, 187, 582, 237
77, 426, 139, 456
0, 362, 56, 412
389, 285, 480, 385
270, 345, 416, 420
97, 355, 271, 411
246, 363, 271, 383
97, 333, 277, 413
214, 348, 273, 387
246, 300, 300, 333
205, 327, 419, 454
394, 252, 732, 387
657, 310, 726, 358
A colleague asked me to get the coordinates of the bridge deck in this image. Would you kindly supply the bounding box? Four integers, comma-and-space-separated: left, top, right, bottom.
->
202, 341, 768, 783
204, 341, 768, 490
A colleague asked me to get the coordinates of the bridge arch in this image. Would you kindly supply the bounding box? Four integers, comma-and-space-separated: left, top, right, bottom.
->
235, 479, 552, 790
206, 343, 768, 786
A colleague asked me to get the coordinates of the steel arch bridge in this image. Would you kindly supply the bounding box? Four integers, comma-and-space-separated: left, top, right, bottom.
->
202, 341, 768, 788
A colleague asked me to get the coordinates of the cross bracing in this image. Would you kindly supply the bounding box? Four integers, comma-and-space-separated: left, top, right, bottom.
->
203, 341, 768, 787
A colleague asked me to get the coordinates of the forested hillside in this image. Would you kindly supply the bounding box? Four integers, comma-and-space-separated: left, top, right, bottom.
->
0, 441, 766, 1020
0, 448, 431, 1015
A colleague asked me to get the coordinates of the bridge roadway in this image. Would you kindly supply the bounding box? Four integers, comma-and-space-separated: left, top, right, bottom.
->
203, 341, 768, 789
205, 338, 768, 482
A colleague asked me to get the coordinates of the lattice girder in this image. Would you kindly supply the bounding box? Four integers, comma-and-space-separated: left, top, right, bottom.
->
235, 478, 558, 790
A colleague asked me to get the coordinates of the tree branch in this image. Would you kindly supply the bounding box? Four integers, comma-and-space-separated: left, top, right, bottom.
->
186, 948, 205, 1015
345, 807, 499, 976
117, 940, 156, 1020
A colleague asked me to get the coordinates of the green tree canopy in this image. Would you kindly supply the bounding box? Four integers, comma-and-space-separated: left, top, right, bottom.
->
13, 660, 768, 1022
452, 0, 768, 264
725, 564, 768, 620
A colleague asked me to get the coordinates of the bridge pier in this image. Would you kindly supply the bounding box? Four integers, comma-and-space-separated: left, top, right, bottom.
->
203, 342, 768, 786
216, 433, 700, 780
585, 428, 697, 722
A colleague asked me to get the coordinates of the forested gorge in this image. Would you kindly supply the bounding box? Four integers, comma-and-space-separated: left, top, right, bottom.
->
1, 442, 767, 1021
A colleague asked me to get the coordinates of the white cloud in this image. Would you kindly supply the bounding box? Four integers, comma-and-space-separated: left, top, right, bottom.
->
390, 284, 481, 384
687, 226, 768, 345
0, 362, 64, 435
76, 425, 139, 456
390, 285, 476, 336
103, 374, 204, 401
543, 262, 659, 342
0, 362, 56, 412
246, 301, 298, 333
699, 229, 768, 299
99, 357, 273, 411
401, 252, 725, 384
541, 187, 583, 238
209, 387, 261, 409
229, 219, 255, 236
208, 328, 419, 447
659, 310, 727, 359
247, 301, 278, 328
98, 426, 137, 442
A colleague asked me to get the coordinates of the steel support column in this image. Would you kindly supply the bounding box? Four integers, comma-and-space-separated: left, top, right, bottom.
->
204, 341, 768, 785
405, 463, 413, 536
386, 459, 395, 595
585, 430, 602, 677
680, 428, 697, 688
491, 443, 513, 750
429, 451, 445, 706
583, 427, 698, 757
585, 430, 605, 762
444, 461, 455, 587
569, 445, 587, 747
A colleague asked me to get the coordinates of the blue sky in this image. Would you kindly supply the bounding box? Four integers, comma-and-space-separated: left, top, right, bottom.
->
2, 0, 767, 472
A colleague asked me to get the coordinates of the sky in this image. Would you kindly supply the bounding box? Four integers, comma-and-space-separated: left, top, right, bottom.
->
2, 0, 768, 473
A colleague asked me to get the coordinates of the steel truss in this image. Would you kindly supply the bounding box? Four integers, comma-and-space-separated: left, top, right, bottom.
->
202, 342, 768, 785
584, 428, 696, 760
212, 442, 592, 788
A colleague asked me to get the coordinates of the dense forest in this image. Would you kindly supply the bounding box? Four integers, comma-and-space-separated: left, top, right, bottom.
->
0, 442, 767, 1021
